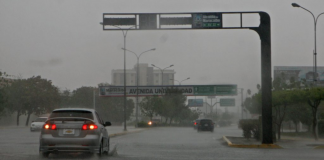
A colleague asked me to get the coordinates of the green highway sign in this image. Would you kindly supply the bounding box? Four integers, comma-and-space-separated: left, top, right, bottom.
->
188, 99, 204, 107
220, 98, 236, 107
194, 86, 215, 95
192, 13, 222, 29
215, 85, 237, 95
193, 85, 237, 96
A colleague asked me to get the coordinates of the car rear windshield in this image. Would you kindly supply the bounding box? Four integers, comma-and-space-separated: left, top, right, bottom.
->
200, 120, 212, 123
49, 110, 94, 120
35, 118, 47, 122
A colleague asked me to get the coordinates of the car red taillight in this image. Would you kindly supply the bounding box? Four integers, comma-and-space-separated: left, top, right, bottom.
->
44, 124, 56, 130
82, 124, 98, 130
194, 122, 197, 125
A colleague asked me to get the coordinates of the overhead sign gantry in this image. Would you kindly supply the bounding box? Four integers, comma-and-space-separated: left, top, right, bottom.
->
101, 11, 272, 144
103, 12, 224, 30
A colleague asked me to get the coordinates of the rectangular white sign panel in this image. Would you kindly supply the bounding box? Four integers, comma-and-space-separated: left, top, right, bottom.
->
99, 84, 237, 97
99, 86, 194, 97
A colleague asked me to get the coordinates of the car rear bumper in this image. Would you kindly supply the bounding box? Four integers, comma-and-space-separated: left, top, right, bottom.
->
39, 145, 99, 153
39, 134, 100, 153
198, 126, 214, 131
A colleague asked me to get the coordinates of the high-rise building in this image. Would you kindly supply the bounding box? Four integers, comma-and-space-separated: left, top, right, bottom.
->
111, 63, 176, 121
111, 63, 175, 86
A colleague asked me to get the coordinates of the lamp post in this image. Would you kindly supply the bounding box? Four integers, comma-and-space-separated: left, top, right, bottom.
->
93, 88, 96, 110
292, 3, 324, 139
151, 64, 174, 85
170, 77, 190, 85
104, 25, 136, 131
122, 48, 156, 127
238, 88, 244, 120
292, 3, 324, 84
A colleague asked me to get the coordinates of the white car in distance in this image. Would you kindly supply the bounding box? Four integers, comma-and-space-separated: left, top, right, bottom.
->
30, 117, 47, 132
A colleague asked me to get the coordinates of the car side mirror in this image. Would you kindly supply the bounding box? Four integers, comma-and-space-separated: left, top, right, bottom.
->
104, 121, 111, 127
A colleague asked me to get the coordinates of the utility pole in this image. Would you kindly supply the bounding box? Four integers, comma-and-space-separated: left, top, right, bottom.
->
93, 89, 96, 110
122, 48, 155, 127
241, 88, 244, 119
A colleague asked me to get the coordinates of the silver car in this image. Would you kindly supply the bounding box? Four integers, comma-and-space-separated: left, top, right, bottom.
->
30, 117, 47, 131
39, 108, 111, 158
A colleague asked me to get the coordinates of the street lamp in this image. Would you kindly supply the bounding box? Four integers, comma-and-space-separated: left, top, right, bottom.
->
151, 64, 174, 85
101, 25, 137, 131
93, 88, 96, 110
292, 3, 324, 140
292, 3, 324, 84
238, 88, 244, 120
122, 48, 156, 127
170, 77, 190, 85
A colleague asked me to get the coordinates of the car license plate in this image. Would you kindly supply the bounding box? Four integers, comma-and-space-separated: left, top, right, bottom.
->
63, 129, 75, 134
204, 124, 208, 126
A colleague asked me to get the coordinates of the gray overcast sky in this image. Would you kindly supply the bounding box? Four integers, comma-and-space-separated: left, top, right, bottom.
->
1, 0, 324, 96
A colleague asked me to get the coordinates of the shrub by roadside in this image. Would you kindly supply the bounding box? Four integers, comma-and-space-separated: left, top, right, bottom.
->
137, 121, 149, 128
239, 119, 260, 140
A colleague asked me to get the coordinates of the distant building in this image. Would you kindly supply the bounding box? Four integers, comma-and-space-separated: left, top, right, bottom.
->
274, 66, 324, 86
111, 63, 176, 121
111, 63, 176, 86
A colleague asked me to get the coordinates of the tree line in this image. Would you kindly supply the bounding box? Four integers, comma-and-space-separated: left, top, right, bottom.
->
0, 71, 134, 126
0, 71, 198, 126
140, 88, 199, 125
244, 74, 324, 141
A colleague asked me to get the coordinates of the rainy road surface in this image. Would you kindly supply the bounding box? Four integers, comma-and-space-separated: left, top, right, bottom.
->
0, 125, 324, 160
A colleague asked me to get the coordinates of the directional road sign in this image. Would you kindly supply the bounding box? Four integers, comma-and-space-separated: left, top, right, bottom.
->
188, 99, 204, 107
99, 84, 237, 97
220, 98, 236, 107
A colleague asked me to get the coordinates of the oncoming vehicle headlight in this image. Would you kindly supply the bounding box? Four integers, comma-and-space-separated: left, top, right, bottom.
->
148, 121, 152, 125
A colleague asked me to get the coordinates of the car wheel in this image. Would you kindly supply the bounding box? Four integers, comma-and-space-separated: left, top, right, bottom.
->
39, 151, 49, 158
97, 141, 104, 157
107, 139, 110, 153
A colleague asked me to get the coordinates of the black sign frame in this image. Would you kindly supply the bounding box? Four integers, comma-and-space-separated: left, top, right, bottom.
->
101, 11, 273, 145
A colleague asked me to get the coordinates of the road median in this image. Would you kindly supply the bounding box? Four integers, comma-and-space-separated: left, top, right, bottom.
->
223, 136, 282, 149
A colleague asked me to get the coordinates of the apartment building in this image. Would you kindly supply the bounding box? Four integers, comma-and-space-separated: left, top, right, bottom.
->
111, 63, 176, 86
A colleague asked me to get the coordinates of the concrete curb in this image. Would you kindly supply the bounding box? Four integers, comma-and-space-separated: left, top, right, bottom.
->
222, 136, 282, 149
110, 128, 147, 138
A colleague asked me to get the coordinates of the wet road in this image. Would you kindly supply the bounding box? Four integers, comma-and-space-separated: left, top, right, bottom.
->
110, 126, 324, 160
0, 125, 324, 160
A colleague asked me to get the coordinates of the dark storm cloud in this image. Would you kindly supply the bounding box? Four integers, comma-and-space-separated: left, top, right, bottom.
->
29, 58, 63, 67
160, 34, 169, 43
